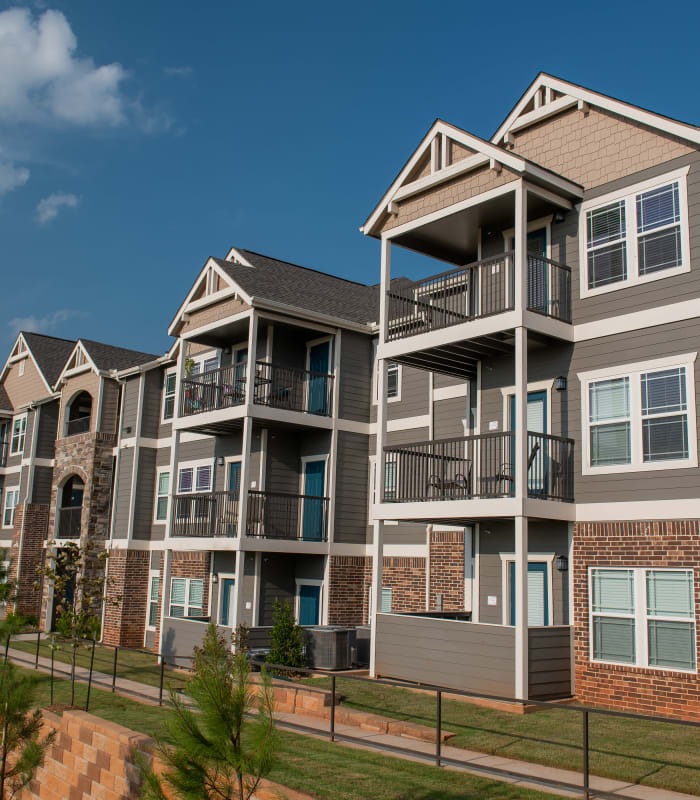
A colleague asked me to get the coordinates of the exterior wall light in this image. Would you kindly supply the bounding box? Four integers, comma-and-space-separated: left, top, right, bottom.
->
555, 554, 568, 571
554, 376, 567, 392
217, 456, 225, 467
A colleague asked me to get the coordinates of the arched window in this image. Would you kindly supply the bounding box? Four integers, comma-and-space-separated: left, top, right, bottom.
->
57, 475, 84, 539
66, 391, 92, 436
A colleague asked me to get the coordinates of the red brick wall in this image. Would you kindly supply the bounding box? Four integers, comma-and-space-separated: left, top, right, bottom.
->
574, 520, 700, 720
170, 551, 211, 617
103, 550, 150, 647
429, 530, 464, 611
11, 503, 48, 619
327, 555, 372, 625
382, 556, 426, 612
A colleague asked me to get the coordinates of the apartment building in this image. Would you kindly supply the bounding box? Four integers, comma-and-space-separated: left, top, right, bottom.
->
364, 73, 700, 718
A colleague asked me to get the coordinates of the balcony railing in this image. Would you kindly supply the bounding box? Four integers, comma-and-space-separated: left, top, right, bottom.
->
253, 361, 334, 416
246, 490, 329, 541
57, 506, 82, 539
383, 430, 574, 503
180, 364, 246, 417
170, 491, 239, 537
0, 440, 7, 467
386, 251, 571, 342
66, 416, 91, 437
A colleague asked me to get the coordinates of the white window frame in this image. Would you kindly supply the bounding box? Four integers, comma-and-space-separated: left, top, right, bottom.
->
217, 572, 237, 627
176, 459, 214, 494
386, 361, 402, 403
161, 369, 176, 422
186, 350, 220, 377
146, 570, 160, 630
2, 489, 19, 529
169, 576, 205, 618
153, 468, 170, 524
589, 566, 696, 674
10, 415, 26, 456
500, 553, 556, 627
579, 353, 698, 475
579, 166, 691, 299
294, 578, 323, 625
299, 454, 329, 538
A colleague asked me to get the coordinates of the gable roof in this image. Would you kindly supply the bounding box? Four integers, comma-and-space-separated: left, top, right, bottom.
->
21, 332, 76, 389
0, 385, 10, 412
492, 72, 700, 147
213, 248, 379, 327
79, 339, 159, 372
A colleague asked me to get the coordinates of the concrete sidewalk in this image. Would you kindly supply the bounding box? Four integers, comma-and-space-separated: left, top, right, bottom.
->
7, 646, 699, 800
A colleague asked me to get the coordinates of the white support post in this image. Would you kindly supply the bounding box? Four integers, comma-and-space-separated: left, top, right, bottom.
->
157, 548, 173, 659
514, 181, 528, 319
514, 322, 529, 700
379, 237, 391, 346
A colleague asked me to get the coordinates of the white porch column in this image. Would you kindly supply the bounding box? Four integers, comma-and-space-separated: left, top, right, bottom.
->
379, 236, 391, 345
157, 548, 173, 659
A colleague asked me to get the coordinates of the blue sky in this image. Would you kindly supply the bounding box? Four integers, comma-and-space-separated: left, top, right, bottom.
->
1, 0, 699, 357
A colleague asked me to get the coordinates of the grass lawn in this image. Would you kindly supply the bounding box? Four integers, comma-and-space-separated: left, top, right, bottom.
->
301, 676, 700, 797
10, 638, 190, 694
15, 664, 563, 800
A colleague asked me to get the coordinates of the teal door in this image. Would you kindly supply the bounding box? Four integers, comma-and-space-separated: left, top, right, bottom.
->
308, 341, 330, 414
298, 584, 321, 626
508, 391, 547, 494
509, 562, 549, 626
219, 578, 235, 626
227, 462, 241, 536
302, 460, 325, 540
508, 228, 548, 313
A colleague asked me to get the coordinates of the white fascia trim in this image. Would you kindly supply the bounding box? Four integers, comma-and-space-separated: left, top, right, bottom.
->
573, 298, 700, 342
224, 247, 255, 267
251, 298, 374, 335
373, 497, 522, 521
507, 96, 578, 135
0, 333, 52, 396
0, 466, 22, 477
577, 351, 698, 383
119, 437, 172, 450
387, 414, 430, 432
117, 354, 173, 379
576, 499, 700, 521
238, 537, 330, 555
178, 307, 253, 341
392, 154, 490, 203
21, 457, 54, 468
433, 383, 468, 401
54, 342, 98, 386
185, 286, 239, 314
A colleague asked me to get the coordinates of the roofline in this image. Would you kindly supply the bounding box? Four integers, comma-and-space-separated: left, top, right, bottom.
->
491, 72, 700, 146
53, 340, 100, 387
0, 332, 54, 396
116, 353, 174, 378
251, 297, 376, 335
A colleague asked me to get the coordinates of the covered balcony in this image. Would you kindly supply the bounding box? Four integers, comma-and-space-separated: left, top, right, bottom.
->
170, 490, 239, 538
246, 490, 330, 542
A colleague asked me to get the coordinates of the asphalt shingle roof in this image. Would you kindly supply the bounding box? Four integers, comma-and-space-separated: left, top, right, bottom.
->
21, 332, 76, 388
214, 249, 380, 326
80, 340, 159, 371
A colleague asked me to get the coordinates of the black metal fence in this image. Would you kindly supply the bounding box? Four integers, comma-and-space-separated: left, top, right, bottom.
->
527, 254, 572, 323
171, 490, 239, 537
383, 430, 574, 503
0, 439, 6, 467
66, 416, 91, 436
57, 506, 82, 539
180, 364, 246, 416
253, 361, 334, 416
246, 490, 329, 541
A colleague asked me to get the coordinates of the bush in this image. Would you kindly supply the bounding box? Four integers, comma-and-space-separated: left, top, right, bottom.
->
267, 599, 306, 673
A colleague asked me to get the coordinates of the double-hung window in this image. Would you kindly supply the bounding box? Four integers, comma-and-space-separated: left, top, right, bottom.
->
147, 573, 160, 628
154, 470, 170, 522
591, 567, 695, 671
2, 490, 19, 528
176, 462, 213, 519
581, 355, 696, 473
581, 168, 689, 297
169, 577, 204, 618
10, 416, 26, 456
387, 362, 400, 400
162, 371, 176, 420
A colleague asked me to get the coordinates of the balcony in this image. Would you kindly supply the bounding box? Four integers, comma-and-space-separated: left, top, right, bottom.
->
179, 361, 334, 422
170, 491, 239, 538
0, 440, 7, 467
246, 490, 329, 541
383, 430, 574, 505
57, 506, 82, 539
66, 416, 90, 437
387, 251, 571, 344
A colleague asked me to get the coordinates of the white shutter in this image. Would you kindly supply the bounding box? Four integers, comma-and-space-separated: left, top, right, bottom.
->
527, 569, 546, 626
527, 398, 545, 434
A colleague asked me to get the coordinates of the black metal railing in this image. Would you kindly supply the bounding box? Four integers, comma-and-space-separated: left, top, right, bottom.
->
180, 364, 247, 417
246, 490, 329, 541
383, 430, 574, 503
0, 440, 7, 467
66, 416, 91, 436
386, 250, 573, 341
57, 506, 82, 539
170, 491, 239, 537
527, 254, 572, 323
253, 361, 334, 416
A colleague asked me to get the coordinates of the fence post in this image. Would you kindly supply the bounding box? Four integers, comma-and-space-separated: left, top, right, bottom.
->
50, 645, 54, 706
436, 689, 442, 767
35, 628, 41, 669
159, 658, 165, 706
85, 637, 96, 712
330, 674, 336, 743
112, 646, 118, 693
582, 710, 589, 800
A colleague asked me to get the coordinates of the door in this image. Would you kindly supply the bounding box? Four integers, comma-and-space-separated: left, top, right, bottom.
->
226, 462, 241, 536
508, 227, 548, 313
307, 341, 330, 414
298, 584, 321, 626
509, 390, 547, 494
509, 562, 549, 626
219, 578, 236, 626
234, 348, 248, 401
302, 459, 325, 540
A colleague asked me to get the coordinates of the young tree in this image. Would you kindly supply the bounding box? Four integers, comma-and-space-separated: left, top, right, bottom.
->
35, 540, 117, 706
140, 625, 277, 800
0, 549, 28, 662
0, 661, 55, 799
267, 599, 306, 673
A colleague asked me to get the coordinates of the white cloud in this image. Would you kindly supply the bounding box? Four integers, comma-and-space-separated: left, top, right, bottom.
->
7, 308, 86, 337
0, 157, 29, 196
163, 66, 192, 78
35, 191, 79, 224
0, 7, 127, 126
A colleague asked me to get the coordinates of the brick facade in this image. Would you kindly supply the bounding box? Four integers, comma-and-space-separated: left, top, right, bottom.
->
573, 520, 700, 720
10, 503, 48, 619
170, 550, 211, 617
382, 556, 426, 612
103, 549, 150, 648
429, 530, 465, 611
327, 555, 372, 625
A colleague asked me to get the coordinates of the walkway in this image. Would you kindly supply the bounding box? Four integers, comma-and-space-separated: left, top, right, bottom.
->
7, 646, 698, 800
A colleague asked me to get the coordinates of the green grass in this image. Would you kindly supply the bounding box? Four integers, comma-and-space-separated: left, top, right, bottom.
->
9, 638, 191, 694
301, 676, 700, 796
15, 664, 562, 800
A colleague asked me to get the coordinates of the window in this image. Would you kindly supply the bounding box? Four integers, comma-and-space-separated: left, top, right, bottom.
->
387, 362, 400, 399
155, 471, 169, 522
162, 371, 176, 420
2, 490, 19, 529
590, 568, 695, 671
203, 356, 219, 374
176, 462, 213, 519
580, 168, 690, 297
384, 460, 397, 501
580, 355, 696, 474
147, 573, 160, 628
380, 587, 392, 613
10, 416, 26, 455
169, 577, 204, 618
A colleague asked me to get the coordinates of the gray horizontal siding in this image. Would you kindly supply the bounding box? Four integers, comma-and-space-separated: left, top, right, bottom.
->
434, 396, 467, 439
133, 448, 157, 540
121, 377, 141, 433
528, 626, 572, 699
36, 401, 59, 460
161, 618, 231, 662
140, 369, 164, 439
334, 431, 370, 544
376, 614, 515, 696
112, 448, 133, 539
339, 331, 372, 423
31, 465, 53, 505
